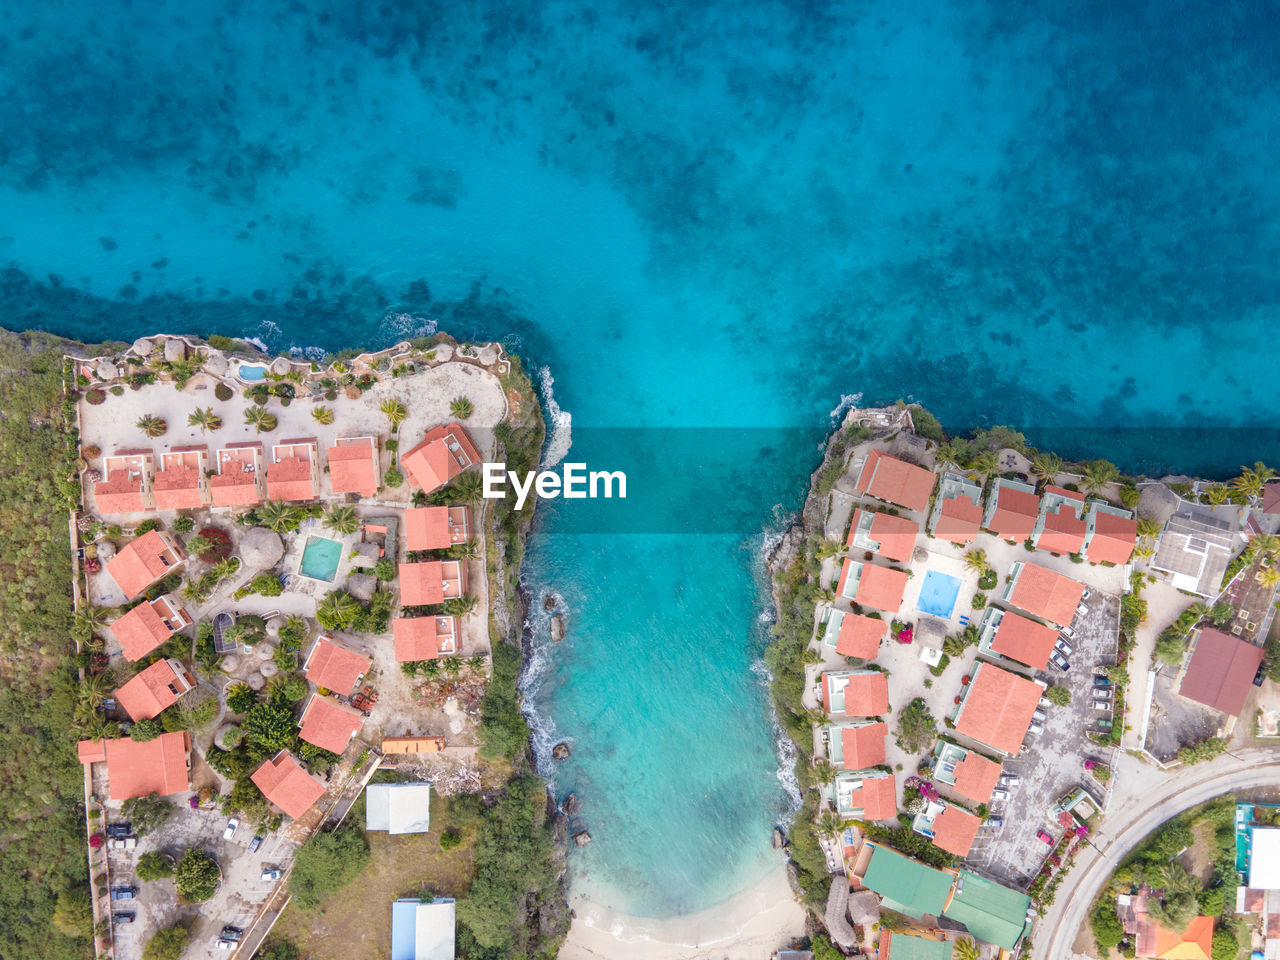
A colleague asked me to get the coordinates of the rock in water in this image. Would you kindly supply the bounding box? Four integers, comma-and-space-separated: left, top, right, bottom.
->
773, 827, 786, 849
573, 830, 592, 847
564, 793, 579, 816
544, 593, 556, 611
552, 741, 571, 760
550, 613, 566, 642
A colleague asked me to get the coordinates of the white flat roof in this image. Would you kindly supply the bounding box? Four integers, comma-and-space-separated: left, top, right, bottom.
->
1251, 827, 1280, 889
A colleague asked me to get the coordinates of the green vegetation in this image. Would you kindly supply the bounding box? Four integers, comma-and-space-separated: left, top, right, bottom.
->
121, 793, 173, 836
895, 698, 936, 753
174, 848, 220, 901
129, 717, 163, 741
1177, 737, 1227, 765
254, 941, 300, 960
1089, 895, 1124, 953
142, 924, 188, 960
289, 822, 371, 910
450, 396, 475, 419
136, 851, 173, 881
1046, 686, 1071, 706
51, 888, 90, 938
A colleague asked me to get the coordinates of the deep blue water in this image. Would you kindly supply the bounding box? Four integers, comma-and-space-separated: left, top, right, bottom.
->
6, 0, 1280, 916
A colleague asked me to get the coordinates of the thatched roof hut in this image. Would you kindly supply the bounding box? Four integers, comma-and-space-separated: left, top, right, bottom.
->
270, 357, 291, 376
349, 542, 379, 569
260, 660, 279, 678
202, 353, 228, 377
846, 890, 880, 927
246, 672, 265, 690
347, 573, 377, 601
239, 527, 284, 572
164, 338, 186, 362
824, 877, 859, 952
219, 654, 241, 673
96, 360, 117, 381
132, 337, 155, 356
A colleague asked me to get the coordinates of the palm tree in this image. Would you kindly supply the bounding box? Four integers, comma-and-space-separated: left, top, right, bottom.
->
1187, 601, 1211, 624
183, 576, 214, 605
79, 672, 112, 709
467, 654, 487, 672
449, 396, 474, 420
441, 656, 462, 676
815, 809, 842, 838
450, 471, 484, 504
1082, 459, 1118, 494
1203, 482, 1230, 505
1253, 533, 1280, 559
812, 758, 836, 785
211, 558, 240, 583
1233, 462, 1274, 502
368, 590, 395, 619
74, 606, 109, 639
136, 414, 167, 438
1136, 517, 1163, 540
244, 407, 278, 434
324, 505, 359, 536
442, 595, 479, 618
257, 500, 303, 534
316, 590, 359, 630
1259, 568, 1280, 590
1030, 452, 1063, 487
221, 622, 251, 650
379, 398, 408, 432
934, 441, 962, 473
311, 405, 335, 426
187, 407, 222, 433
967, 450, 999, 483
952, 936, 981, 960
814, 539, 843, 561
963, 549, 989, 575
421, 659, 442, 679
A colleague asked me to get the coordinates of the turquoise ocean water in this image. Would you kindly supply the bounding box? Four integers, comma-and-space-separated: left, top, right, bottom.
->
5, 0, 1280, 916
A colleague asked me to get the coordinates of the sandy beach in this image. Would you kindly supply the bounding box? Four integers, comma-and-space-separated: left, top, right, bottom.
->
558, 863, 807, 960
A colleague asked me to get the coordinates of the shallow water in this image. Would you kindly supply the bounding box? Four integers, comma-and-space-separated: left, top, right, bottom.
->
4, 0, 1280, 917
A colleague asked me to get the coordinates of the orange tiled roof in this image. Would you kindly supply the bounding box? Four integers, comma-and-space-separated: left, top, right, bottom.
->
855, 450, 935, 513
110, 599, 181, 661
825, 671, 891, 717
1038, 504, 1086, 555
327, 439, 378, 497
1009, 562, 1086, 626
95, 469, 149, 514
931, 805, 981, 857
1135, 914, 1213, 960
952, 751, 1002, 805
836, 613, 886, 659
211, 444, 262, 506
849, 774, 898, 820
956, 664, 1042, 754
153, 451, 207, 510
990, 611, 1060, 670
401, 425, 482, 493
987, 485, 1040, 540
404, 506, 452, 552
265, 458, 316, 501
251, 751, 326, 819
935, 494, 983, 545
854, 563, 909, 613
303, 637, 371, 695
858, 511, 920, 563
399, 561, 447, 606
115, 658, 190, 721
839, 721, 888, 769
77, 733, 189, 800
298, 696, 363, 755
392, 617, 457, 661
1088, 512, 1137, 565
105, 530, 183, 599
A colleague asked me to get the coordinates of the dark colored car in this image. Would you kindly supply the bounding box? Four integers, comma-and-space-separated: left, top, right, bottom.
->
112, 912, 136, 924
105, 822, 132, 839
220, 926, 243, 941
249, 833, 265, 853
1254, 666, 1267, 687
110, 887, 137, 901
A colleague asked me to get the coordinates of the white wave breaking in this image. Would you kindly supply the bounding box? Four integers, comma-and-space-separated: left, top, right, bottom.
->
828, 390, 863, 423
519, 590, 571, 783
383, 311, 439, 341
538, 365, 572, 467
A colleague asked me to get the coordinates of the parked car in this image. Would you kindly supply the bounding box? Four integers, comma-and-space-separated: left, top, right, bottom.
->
1027, 722, 1045, 735
999, 773, 1021, 787
1093, 675, 1112, 687
1036, 830, 1054, 845
1093, 687, 1112, 699
1095, 720, 1113, 729
1038, 696, 1053, 709
1054, 637, 1073, 656
1059, 624, 1076, 639
224, 818, 240, 840
249, 833, 265, 853
1076, 602, 1089, 617
1050, 652, 1070, 672
1032, 709, 1047, 724
220, 926, 242, 941
216, 940, 237, 951
105, 822, 132, 839
991, 788, 1010, 802
1255, 666, 1268, 687
112, 912, 136, 924
108, 836, 137, 851
261, 867, 283, 882
987, 816, 1004, 828
1091, 699, 1112, 712
1081, 588, 1092, 600
109, 887, 136, 901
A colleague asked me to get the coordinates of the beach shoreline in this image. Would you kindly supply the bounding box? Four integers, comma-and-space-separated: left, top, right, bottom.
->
558, 862, 806, 960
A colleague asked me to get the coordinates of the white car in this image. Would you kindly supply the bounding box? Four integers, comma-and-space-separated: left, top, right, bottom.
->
1027, 722, 1045, 735
999, 773, 1020, 787
1076, 603, 1089, 617
1060, 624, 1076, 639
1091, 700, 1112, 712
1081, 588, 1092, 600
1054, 637, 1073, 656
991, 788, 1010, 802
261, 868, 283, 882
108, 837, 137, 851
224, 818, 240, 840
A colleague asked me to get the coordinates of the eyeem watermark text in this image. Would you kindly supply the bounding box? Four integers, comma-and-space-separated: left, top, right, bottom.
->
483, 462, 627, 509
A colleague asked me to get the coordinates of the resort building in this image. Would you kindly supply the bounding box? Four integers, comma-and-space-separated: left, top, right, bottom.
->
404, 505, 472, 551
77, 732, 190, 800
846, 508, 919, 563
821, 609, 887, 660
298, 695, 364, 755
913, 800, 981, 857
401, 424, 482, 493
392, 616, 460, 660
1031, 486, 1087, 556
391, 897, 456, 960
1118, 887, 1212, 960
836, 559, 909, 613
876, 932, 952, 960
929, 473, 984, 545
1002, 561, 1086, 627
366, 782, 433, 834
93, 450, 156, 514
251, 750, 327, 820
266, 438, 320, 502
303, 636, 372, 696
983, 478, 1039, 542
932, 742, 1003, 805
104, 529, 186, 600
857, 843, 952, 920
399, 560, 467, 606
977, 606, 1059, 671
1083, 501, 1137, 565
942, 871, 1033, 951
109, 595, 193, 661
115, 657, 196, 721
1177, 627, 1264, 717
152, 446, 210, 510
824, 720, 888, 770
854, 449, 935, 514
1150, 505, 1237, 597
821, 670, 891, 718
953, 662, 1045, 756
831, 770, 897, 821
210, 441, 265, 507
328, 436, 380, 497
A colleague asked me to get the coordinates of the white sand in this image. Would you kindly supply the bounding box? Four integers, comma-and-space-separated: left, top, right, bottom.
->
558, 864, 807, 960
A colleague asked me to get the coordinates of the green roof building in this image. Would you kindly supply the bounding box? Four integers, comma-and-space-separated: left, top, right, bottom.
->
942, 870, 1032, 950
882, 930, 953, 959
860, 844, 952, 920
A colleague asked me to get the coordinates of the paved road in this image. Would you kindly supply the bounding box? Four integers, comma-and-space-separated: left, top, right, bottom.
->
1037, 753, 1280, 960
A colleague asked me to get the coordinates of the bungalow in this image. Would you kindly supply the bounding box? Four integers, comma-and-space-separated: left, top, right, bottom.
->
399, 560, 467, 606
824, 720, 888, 770
854, 450, 936, 514
1178, 627, 1265, 718
847, 508, 919, 563
942, 870, 1033, 951
831, 770, 897, 821
1084, 502, 1137, 565
266, 438, 320, 502
392, 616, 460, 660
152, 446, 210, 510
954, 662, 1045, 756
77, 731, 190, 800
821, 670, 891, 718
404, 505, 472, 552
1119, 886, 1212, 960
251, 750, 326, 820
821, 610, 886, 660
983, 478, 1040, 542
391, 897, 456, 960
109, 595, 193, 661
913, 800, 982, 858
115, 657, 196, 721
932, 742, 1002, 805
877, 932, 953, 960
836, 559, 909, 613
929, 473, 984, 546
328, 436, 379, 497
94, 450, 155, 514
210, 441, 264, 507
1031, 486, 1087, 556
298, 695, 364, 755
858, 843, 952, 920
366, 782, 433, 835
303, 636, 372, 696
1002, 561, 1086, 627
401, 424, 482, 493
104, 529, 185, 600
1150, 506, 1238, 597
977, 606, 1059, 671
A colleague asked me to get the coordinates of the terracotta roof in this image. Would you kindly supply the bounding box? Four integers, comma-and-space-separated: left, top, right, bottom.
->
1264, 483, 1280, 516
110, 599, 182, 661
251, 751, 326, 819
987, 485, 1040, 540
1178, 627, 1264, 717
328, 439, 378, 497
855, 450, 935, 513
1037, 504, 1086, 555
77, 732, 189, 799
836, 613, 886, 659
153, 453, 207, 510
1008, 562, 1086, 626
952, 751, 1003, 804
1140, 915, 1213, 960
115, 658, 191, 721
105, 530, 183, 600
298, 696, 364, 754
848, 774, 898, 820
392, 617, 458, 661
211, 444, 262, 506
838, 561, 909, 613
303, 637, 372, 695
956, 664, 1042, 754
1087, 511, 1137, 565
856, 511, 920, 563
1043, 485, 1085, 502
839, 722, 888, 769
265, 457, 316, 501
94, 469, 150, 514
404, 506, 452, 551
399, 561, 447, 606
990, 611, 1060, 670
931, 805, 981, 857
401, 424, 482, 493
935, 494, 983, 545
824, 671, 891, 717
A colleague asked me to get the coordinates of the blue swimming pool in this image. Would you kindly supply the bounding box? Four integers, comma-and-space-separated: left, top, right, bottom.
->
300, 536, 342, 582
238, 363, 267, 381
916, 570, 962, 619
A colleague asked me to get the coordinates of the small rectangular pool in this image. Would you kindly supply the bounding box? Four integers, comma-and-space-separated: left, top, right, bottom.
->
916, 569, 962, 619
300, 536, 343, 582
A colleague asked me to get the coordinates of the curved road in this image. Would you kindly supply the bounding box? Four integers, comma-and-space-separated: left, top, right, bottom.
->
1039, 754, 1280, 960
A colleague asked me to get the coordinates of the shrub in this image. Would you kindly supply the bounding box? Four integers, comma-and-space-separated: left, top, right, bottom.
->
137, 851, 173, 881
226, 684, 257, 714
439, 828, 462, 850
174, 849, 219, 902
1091, 897, 1124, 953
970, 592, 987, 610
289, 823, 370, 909
250, 573, 284, 597
375, 557, 396, 581
195, 526, 233, 562
896, 698, 936, 753
129, 718, 163, 742
134, 518, 162, 535
214, 382, 234, 401
143, 924, 189, 960
122, 793, 173, 836
384, 467, 404, 488
1046, 686, 1071, 706
86, 388, 106, 405
172, 516, 195, 534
